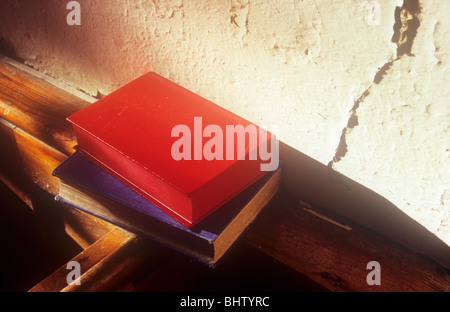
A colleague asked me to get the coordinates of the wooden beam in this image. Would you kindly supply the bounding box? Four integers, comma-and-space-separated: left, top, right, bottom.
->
0, 56, 90, 156
29, 228, 136, 292
13, 127, 67, 196
0, 57, 114, 248
0, 118, 34, 208
60, 234, 152, 292
247, 191, 450, 292
12, 126, 116, 248
59, 204, 116, 250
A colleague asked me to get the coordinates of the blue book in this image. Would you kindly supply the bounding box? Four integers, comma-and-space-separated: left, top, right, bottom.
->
53, 152, 281, 266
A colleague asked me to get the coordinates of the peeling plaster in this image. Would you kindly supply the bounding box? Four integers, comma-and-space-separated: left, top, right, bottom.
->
333, 1, 450, 246
329, 0, 421, 167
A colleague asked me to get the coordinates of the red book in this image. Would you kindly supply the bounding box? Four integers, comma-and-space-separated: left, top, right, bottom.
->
67, 72, 277, 227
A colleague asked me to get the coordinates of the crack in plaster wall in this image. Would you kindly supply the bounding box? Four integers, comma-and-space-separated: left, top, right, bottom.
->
331, 0, 450, 248
329, 0, 420, 168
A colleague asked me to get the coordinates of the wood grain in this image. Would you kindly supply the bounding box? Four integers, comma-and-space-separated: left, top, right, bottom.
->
247, 191, 450, 292
59, 203, 116, 250
0, 118, 33, 208
0, 59, 89, 156
13, 127, 67, 195
29, 228, 135, 292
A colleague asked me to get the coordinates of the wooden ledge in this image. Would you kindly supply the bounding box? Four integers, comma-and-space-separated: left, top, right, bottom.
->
29, 228, 135, 292
0, 55, 448, 292
248, 192, 450, 291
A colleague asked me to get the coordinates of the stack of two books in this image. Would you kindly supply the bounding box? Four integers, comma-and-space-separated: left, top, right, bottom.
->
54, 72, 281, 266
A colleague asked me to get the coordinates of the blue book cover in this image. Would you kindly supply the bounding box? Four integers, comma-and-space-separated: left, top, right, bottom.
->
53, 152, 281, 266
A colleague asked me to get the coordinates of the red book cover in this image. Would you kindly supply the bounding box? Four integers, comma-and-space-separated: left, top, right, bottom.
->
66, 72, 277, 227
